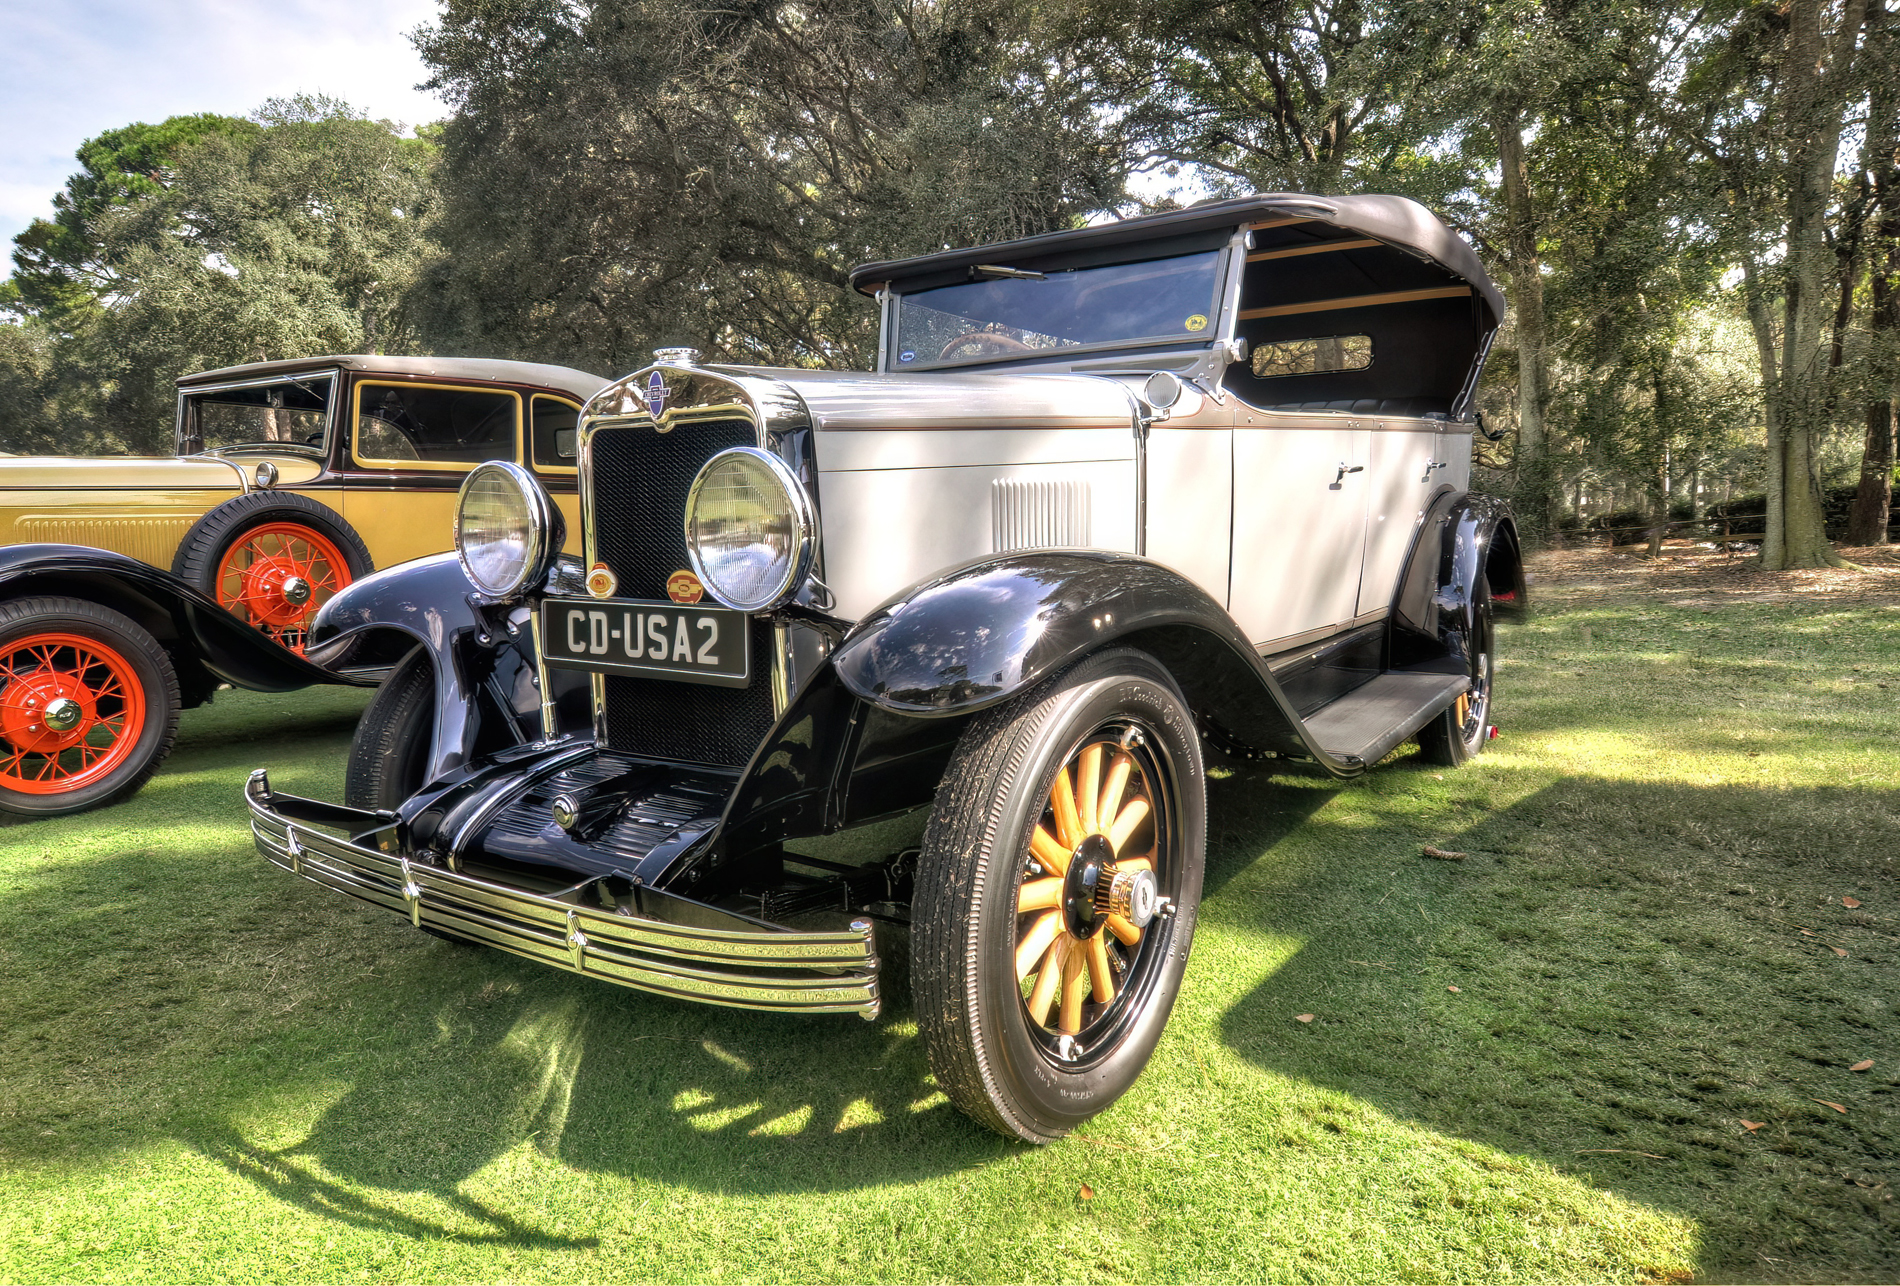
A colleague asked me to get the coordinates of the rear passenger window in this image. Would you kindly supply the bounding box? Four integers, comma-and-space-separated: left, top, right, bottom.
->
354, 382, 519, 468
1250, 334, 1372, 378
531, 396, 581, 469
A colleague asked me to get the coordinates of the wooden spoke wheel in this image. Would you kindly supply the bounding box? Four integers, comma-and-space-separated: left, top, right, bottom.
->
1013, 726, 1169, 1048
0, 598, 180, 817
213, 523, 352, 654
914, 648, 1206, 1143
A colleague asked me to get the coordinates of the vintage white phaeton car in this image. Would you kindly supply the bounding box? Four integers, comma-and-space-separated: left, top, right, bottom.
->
247, 194, 1524, 1142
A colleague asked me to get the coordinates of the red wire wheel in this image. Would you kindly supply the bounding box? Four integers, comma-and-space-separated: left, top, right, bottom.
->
0, 631, 147, 795
213, 522, 355, 653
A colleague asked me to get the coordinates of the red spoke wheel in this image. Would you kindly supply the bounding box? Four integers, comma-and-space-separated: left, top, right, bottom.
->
914, 648, 1206, 1143
213, 522, 352, 653
0, 598, 180, 817
173, 492, 372, 657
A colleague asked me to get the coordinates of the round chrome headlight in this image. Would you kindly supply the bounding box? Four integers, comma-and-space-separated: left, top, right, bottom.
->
683, 447, 816, 612
454, 461, 558, 600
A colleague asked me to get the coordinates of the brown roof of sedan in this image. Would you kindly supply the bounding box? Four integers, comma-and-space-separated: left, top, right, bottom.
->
177, 355, 609, 402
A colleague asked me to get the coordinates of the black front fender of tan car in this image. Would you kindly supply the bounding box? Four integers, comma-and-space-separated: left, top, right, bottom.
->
310, 552, 586, 781
0, 543, 361, 705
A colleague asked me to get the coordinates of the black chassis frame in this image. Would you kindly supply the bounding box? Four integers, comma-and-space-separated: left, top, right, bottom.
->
263, 481, 1523, 952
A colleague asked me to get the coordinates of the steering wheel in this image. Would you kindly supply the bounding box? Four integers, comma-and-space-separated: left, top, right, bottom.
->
938, 331, 1036, 362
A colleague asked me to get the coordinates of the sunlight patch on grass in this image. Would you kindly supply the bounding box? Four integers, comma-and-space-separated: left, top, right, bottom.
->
750, 1105, 814, 1137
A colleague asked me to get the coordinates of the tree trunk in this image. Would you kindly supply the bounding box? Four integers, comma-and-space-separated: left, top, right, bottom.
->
1760, 0, 1867, 569
1847, 0, 1897, 545
1497, 109, 1552, 537
1847, 245, 1897, 542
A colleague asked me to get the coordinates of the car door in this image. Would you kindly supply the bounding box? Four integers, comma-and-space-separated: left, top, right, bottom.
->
1355, 419, 1444, 615
1228, 412, 1371, 647
342, 377, 522, 568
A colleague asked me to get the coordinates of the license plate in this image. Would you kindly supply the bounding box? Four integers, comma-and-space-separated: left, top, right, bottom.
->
541, 598, 750, 687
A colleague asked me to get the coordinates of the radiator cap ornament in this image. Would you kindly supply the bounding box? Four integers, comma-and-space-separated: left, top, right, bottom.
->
586, 563, 618, 598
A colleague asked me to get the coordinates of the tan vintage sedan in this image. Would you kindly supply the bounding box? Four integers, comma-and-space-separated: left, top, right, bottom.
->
3, 355, 604, 651
0, 354, 604, 816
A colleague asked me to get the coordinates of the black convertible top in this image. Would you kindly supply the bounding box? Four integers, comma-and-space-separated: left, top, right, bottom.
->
850, 193, 1504, 330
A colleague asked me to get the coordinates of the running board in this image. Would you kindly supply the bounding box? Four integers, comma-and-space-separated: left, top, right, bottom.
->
1302, 673, 1470, 767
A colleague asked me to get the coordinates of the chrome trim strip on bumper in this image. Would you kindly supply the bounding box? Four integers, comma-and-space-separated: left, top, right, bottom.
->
246, 770, 880, 1019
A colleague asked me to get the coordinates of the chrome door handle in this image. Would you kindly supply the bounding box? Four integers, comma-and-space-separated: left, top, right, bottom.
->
1421, 460, 1447, 483
1332, 462, 1364, 488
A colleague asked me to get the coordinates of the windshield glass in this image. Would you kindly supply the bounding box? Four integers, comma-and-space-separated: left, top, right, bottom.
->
893, 250, 1223, 369
185, 377, 332, 452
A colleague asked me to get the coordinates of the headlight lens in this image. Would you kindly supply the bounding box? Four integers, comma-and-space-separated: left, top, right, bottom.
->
684, 447, 816, 612
455, 461, 556, 599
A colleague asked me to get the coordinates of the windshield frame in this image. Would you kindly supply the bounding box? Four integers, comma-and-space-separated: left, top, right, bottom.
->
882, 239, 1238, 373
174, 370, 339, 459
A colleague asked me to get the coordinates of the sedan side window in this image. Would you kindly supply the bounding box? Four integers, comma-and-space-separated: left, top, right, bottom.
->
530, 396, 581, 469
353, 382, 519, 469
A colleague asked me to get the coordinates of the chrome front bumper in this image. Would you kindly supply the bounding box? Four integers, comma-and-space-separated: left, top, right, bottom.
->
245, 770, 880, 1018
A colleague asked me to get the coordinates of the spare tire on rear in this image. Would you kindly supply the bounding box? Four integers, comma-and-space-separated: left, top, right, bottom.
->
172, 492, 371, 655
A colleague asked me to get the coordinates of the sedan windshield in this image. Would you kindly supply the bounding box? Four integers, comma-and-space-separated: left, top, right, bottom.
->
184, 377, 332, 453
893, 250, 1223, 369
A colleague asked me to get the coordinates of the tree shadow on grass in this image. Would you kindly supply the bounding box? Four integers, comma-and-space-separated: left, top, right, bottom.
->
1211, 764, 1899, 1283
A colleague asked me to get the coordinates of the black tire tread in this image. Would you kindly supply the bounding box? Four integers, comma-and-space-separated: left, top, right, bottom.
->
1417, 579, 1493, 766
171, 490, 372, 588
344, 648, 434, 811
0, 596, 181, 817
913, 674, 1068, 1142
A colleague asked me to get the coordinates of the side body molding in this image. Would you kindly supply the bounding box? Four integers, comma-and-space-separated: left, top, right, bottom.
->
0, 543, 361, 704
310, 553, 578, 781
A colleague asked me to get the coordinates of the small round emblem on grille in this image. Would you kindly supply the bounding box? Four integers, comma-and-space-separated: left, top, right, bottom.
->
667, 570, 705, 604
586, 563, 618, 599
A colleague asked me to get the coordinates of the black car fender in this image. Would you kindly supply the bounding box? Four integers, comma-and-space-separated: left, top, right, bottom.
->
309, 552, 579, 780
833, 550, 1329, 755
1389, 490, 1526, 674
0, 543, 358, 706
714, 552, 1354, 869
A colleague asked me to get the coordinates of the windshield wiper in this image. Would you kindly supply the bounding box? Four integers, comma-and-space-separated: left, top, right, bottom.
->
972, 264, 1047, 281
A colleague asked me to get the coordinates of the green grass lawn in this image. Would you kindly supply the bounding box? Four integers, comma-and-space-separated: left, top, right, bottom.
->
1, 564, 1895, 1283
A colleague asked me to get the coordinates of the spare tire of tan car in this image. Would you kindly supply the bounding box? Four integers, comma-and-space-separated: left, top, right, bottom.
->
172, 492, 371, 655
0, 596, 181, 817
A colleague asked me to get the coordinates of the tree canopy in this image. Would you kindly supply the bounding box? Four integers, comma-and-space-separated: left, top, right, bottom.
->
0, 0, 1894, 564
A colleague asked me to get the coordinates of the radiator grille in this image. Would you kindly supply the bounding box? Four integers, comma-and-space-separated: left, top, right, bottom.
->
589, 418, 755, 599
587, 416, 776, 767
991, 478, 1091, 552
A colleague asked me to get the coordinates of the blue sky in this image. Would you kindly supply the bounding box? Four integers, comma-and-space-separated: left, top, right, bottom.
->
1, 0, 448, 248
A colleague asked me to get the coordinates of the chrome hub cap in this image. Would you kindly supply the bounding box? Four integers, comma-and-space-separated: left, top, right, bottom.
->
41, 697, 83, 733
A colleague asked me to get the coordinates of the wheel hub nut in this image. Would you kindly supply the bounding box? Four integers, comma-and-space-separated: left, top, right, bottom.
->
280, 576, 313, 606
1095, 866, 1159, 928
1062, 833, 1115, 937
41, 697, 83, 733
